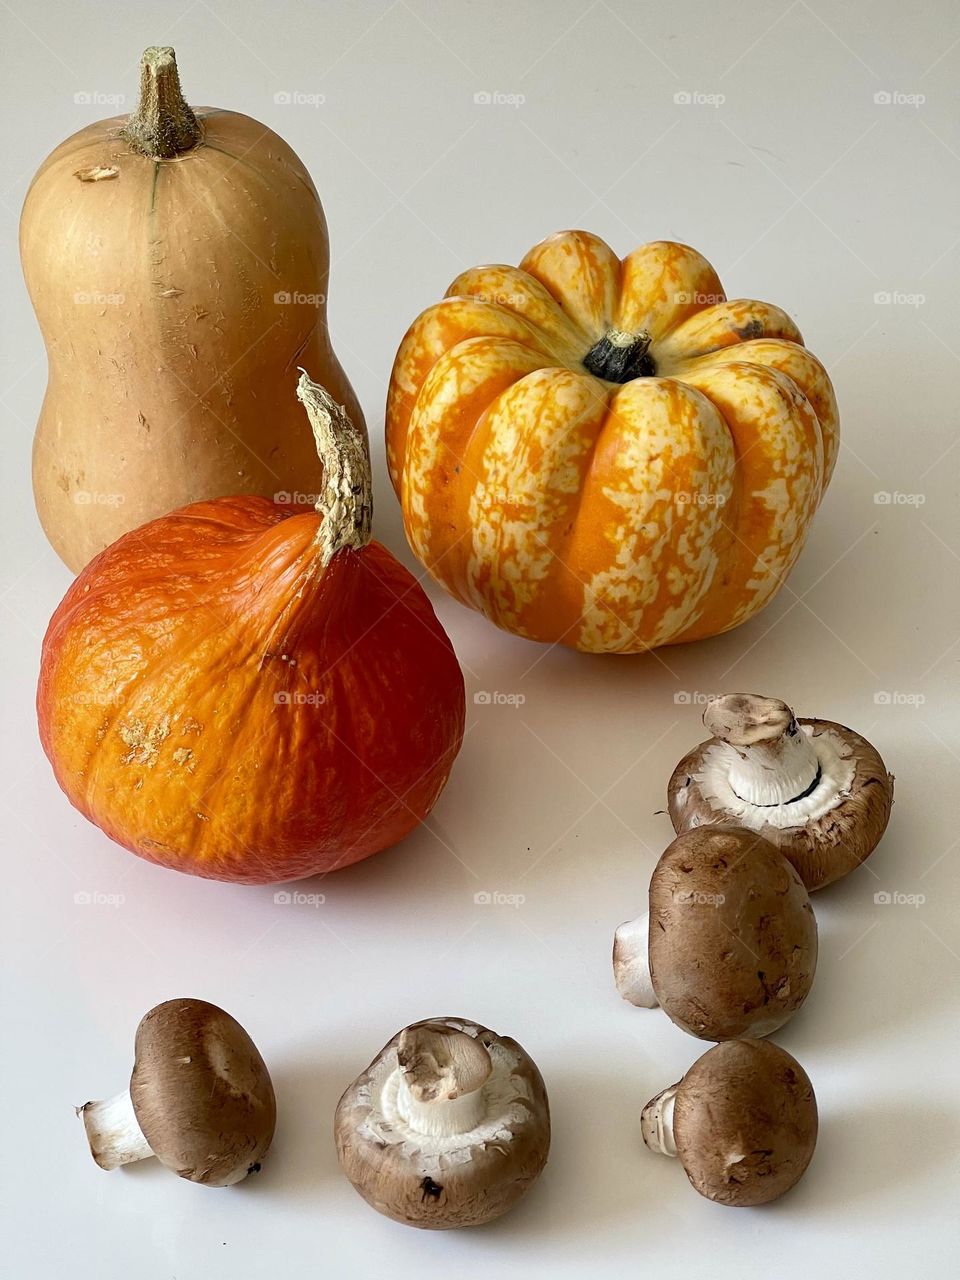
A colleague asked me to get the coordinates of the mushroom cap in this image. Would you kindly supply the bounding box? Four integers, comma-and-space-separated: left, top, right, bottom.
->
649, 826, 817, 1040
669, 716, 894, 891
335, 1016, 550, 1229
130, 998, 276, 1186
670, 1039, 818, 1206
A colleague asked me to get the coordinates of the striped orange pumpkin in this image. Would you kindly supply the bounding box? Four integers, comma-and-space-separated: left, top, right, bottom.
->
386, 230, 838, 654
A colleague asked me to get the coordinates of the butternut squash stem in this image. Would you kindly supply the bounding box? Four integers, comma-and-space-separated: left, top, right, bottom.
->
121, 46, 201, 159
583, 328, 656, 381
296, 371, 373, 567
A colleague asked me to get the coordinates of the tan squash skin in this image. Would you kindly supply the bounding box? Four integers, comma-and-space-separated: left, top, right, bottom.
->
21, 48, 364, 572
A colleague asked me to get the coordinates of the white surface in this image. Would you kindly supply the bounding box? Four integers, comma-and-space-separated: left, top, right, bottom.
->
2, 1, 959, 1276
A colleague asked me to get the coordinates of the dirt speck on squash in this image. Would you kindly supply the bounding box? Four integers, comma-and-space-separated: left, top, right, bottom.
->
75, 165, 119, 182
119, 716, 171, 767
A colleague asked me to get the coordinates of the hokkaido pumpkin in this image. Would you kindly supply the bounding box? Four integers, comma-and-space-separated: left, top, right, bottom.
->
386, 230, 839, 654
21, 46, 363, 573
37, 374, 465, 885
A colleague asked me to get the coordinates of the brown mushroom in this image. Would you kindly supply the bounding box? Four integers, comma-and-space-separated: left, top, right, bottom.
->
641, 1039, 818, 1206
668, 693, 894, 890
80, 998, 276, 1186
613, 826, 817, 1039
335, 1016, 550, 1229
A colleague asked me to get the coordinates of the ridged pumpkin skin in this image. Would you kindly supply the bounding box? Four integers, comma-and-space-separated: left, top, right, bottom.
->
386, 230, 838, 654
37, 498, 465, 884
22, 94, 363, 572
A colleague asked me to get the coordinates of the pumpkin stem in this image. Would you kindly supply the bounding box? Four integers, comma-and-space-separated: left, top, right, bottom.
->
583, 328, 656, 382
121, 47, 202, 159
296, 371, 373, 567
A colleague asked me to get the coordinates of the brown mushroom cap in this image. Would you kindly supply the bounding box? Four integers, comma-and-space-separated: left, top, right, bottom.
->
653, 1039, 818, 1206
130, 998, 276, 1186
335, 1016, 550, 1229
647, 826, 817, 1039
669, 695, 894, 891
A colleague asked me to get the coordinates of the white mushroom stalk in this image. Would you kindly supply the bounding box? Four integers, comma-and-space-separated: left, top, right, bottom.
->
703, 695, 821, 807
80, 1089, 152, 1170
394, 1024, 492, 1138
640, 1086, 678, 1157
613, 913, 657, 1007
690, 693, 856, 832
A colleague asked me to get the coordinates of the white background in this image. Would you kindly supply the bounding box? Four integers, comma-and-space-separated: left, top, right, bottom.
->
2, 1, 959, 1276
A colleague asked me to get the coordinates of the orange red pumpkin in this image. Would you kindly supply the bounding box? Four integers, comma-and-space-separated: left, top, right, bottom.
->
37, 376, 465, 884
387, 230, 839, 654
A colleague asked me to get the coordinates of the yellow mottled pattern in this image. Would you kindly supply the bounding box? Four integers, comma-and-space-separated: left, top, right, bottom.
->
386, 231, 837, 653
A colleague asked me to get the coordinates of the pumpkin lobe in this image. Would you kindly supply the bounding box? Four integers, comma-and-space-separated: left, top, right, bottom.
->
582, 328, 656, 382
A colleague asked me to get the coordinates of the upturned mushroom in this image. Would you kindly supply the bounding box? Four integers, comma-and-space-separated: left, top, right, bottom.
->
80, 998, 276, 1186
668, 693, 894, 890
335, 1016, 550, 1228
613, 825, 817, 1039
641, 1039, 818, 1206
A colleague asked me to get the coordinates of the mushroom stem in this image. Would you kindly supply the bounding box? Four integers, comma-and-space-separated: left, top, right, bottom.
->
395, 1024, 492, 1137
81, 1089, 153, 1170
704, 694, 820, 806
613, 913, 658, 1008
640, 1085, 678, 1158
